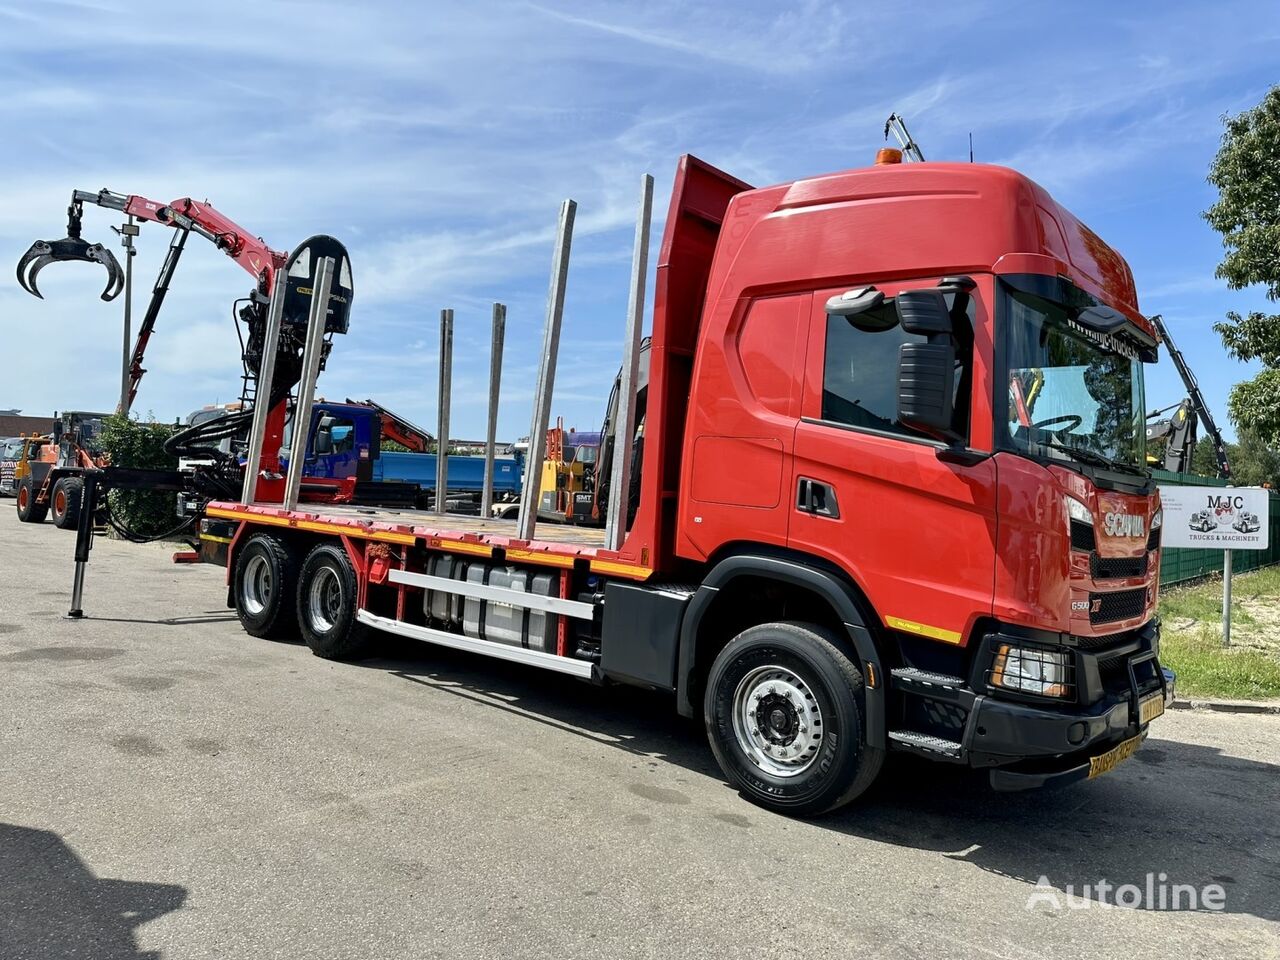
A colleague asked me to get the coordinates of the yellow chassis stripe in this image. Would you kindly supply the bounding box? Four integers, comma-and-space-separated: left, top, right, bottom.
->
198, 533, 234, 544
506, 547, 574, 568
885, 615, 963, 645
589, 558, 652, 578
433, 538, 493, 557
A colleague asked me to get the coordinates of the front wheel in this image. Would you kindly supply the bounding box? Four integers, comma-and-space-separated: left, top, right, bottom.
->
296, 543, 373, 660
704, 621, 883, 816
51, 477, 83, 530
16, 477, 48, 523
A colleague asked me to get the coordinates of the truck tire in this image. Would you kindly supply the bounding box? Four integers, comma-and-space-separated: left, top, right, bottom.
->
296, 543, 373, 660
232, 534, 301, 640
704, 621, 884, 816
16, 477, 48, 523
51, 477, 83, 530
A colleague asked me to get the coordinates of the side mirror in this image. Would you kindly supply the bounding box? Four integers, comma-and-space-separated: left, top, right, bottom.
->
897, 343, 956, 440
896, 289, 953, 335
895, 290, 957, 441
314, 426, 333, 455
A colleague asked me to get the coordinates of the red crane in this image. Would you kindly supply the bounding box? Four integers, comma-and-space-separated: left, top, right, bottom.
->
17, 188, 289, 411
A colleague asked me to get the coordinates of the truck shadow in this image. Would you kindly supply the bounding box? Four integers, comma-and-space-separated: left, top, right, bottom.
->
366, 636, 1280, 924
0, 822, 187, 958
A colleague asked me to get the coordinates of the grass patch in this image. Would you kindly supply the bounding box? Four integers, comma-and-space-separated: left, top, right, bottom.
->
1158, 565, 1280, 700
1159, 626, 1280, 700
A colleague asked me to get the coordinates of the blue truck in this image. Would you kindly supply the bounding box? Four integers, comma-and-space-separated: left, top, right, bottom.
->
179, 400, 523, 515
298, 401, 523, 508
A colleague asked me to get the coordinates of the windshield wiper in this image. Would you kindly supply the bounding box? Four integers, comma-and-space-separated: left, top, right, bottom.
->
1040, 437, 1144, 475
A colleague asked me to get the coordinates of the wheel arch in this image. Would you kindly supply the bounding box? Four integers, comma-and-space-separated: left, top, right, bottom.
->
676, 545, 887, 748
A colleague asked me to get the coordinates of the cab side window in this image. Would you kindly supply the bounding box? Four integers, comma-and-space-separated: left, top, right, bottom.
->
820, 291, 973, 440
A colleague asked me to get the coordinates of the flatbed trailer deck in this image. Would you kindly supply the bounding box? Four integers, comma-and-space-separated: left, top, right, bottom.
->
203, 500, 641, 575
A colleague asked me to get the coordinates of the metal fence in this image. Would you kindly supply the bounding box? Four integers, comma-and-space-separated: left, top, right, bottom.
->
1153, 469, 1280, 587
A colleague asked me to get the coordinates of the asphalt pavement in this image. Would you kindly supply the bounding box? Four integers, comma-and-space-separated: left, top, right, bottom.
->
0, 506, 1277, 959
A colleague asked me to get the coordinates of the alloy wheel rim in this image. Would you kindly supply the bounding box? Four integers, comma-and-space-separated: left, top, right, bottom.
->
242, 555, 272, 616
306, 566, 343, 633
731, 664, 824, 778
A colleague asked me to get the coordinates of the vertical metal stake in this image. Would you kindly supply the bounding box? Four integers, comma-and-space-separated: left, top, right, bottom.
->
435, 308, 454, 515
605, 174, 653, 551
241, 268, 290, 504
1223, 548, 1233, 647
283, 256, 335, 511
118, 215, 137, 415
481, 302, 506, 518
517, 199, 576, 541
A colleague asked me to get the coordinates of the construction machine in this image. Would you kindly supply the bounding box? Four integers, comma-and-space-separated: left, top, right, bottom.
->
1144, 314, 1230, 478
14, 412, 110, 528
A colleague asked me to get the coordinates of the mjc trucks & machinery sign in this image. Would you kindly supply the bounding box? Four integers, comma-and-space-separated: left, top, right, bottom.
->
1157, 485, 1270, 550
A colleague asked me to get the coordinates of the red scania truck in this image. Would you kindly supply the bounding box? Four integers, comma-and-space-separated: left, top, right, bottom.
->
100, 154, 1182, 814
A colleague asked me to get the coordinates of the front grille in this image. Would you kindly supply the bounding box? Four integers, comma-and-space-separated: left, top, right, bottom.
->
1089, 587, 1148, 625
1075, 631, 1126, 650
1090, 553, 1148, 580
1147, 526, 1161, 551
1070, 520, 1096, 552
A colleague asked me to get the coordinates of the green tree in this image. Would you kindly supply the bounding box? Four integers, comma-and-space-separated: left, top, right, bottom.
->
1191, 430, 1280, 487
100, 412, 180, 537
1204, 86, 1280, 441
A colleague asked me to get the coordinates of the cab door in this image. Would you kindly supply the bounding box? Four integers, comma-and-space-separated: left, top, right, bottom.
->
676, 292, 810, 559
788, 278, 998, 647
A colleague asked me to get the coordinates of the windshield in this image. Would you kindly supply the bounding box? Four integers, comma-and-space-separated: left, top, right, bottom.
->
1001, 285, 1145, 472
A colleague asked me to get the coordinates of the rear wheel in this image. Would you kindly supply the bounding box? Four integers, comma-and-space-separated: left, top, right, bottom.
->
296, 543, 373, 660
16, 477, 48, 523
51, 477, 83, 530
232, 534, 301, 640
704, 621, 883, 816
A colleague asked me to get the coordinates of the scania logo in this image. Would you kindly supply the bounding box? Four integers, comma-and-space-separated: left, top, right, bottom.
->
1103, 512, 1146, 538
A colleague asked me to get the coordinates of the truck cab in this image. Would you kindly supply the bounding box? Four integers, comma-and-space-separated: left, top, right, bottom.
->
657, 157, 1169, 794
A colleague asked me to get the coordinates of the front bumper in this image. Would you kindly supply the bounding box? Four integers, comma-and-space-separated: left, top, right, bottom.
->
983, 665, 1175, 790
891, 620, 1174, 788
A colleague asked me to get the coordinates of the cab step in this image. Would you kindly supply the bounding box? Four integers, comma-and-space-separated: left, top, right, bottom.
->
890, 667, 966, 702
887, 729, 964, 760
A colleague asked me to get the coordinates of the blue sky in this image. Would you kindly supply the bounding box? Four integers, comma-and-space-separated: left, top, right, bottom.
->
1, 0, 1277, 443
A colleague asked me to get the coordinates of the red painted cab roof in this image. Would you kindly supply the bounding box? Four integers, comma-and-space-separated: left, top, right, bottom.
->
711, 161, 1150, 338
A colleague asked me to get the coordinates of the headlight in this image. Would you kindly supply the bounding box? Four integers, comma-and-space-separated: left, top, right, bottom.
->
1151, 507, 1163, 530
990, 643, 1072, 699
1065, 496, 1092, 526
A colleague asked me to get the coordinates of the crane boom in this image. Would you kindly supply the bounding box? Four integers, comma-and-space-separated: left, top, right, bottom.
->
1149, 314, 1230, 478
347, 398, 436, 453
18, 188, 290, 411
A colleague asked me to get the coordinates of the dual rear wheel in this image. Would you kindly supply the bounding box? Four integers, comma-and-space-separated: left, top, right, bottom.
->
232, 535, 372, 659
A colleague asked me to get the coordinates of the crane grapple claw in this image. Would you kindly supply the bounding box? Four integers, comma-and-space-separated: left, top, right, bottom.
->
16, 237, 125, 301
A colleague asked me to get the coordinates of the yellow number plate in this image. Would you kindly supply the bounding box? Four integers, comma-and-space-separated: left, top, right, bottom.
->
1087, 734, 1143, 780
1139, 692, 1165, 724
